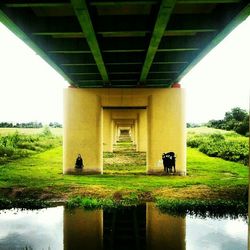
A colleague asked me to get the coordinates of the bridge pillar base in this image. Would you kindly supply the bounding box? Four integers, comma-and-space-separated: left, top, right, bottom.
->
63, 88, 103, 175
147, 88, 186, 175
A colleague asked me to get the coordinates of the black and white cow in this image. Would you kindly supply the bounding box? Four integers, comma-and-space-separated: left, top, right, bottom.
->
162, 152, 176, 173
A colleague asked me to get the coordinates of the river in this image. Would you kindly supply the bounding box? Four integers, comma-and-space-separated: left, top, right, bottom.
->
0, 203, 247, 250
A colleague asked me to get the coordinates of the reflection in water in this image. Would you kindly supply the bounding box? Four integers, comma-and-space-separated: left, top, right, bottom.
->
146, 203, 185, 250
0, 204, 247, 250
186, 216, 248, 250
0, 206, 63, 249
103, 204, 146, 249
64, 208, 103, 250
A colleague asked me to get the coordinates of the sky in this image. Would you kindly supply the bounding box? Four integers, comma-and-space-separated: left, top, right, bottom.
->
181, 16, 250, 123
0, 16, 249, 124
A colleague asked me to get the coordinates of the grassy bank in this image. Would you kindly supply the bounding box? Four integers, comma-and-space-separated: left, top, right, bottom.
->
0, 127, 62, 164
187, 127, 249, 165
0, 147, 247, 209
0, 127, 62, 136
0, 127, 248, 214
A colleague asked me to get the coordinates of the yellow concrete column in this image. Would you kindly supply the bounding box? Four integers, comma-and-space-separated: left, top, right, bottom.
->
135, 119, 138, 151
147, 88, 186, 175
115, 124, 119, 143
112, 122, 116, 144
131, 124, 135, 144
63, 88, 103, 174
103, 109, 113, 152
64, 208, 103, 250
111, 120, 114, 149
146, 203, 186, 250
138, 110, 147, 152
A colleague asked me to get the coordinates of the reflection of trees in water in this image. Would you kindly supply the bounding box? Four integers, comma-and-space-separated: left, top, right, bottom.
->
63, 203, 186, 250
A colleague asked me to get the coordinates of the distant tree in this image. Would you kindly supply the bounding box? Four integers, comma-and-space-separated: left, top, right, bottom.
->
207, 119, 224, 129
49, 122, 62, 128
187, 123, 202, 128
225, 107, 248, 122
1, 122, 43, 128
0, 122, 13, 128
207, 107, 249, 136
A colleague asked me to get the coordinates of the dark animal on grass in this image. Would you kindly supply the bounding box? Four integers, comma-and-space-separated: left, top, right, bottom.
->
162, 152, 176, 173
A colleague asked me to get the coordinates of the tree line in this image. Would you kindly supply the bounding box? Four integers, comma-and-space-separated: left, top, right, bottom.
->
0, 122, 62, 128
207, 107, 249, 136
188, 107, 249, 136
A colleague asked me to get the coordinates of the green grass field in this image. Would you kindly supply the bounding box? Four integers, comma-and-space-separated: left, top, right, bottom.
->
0, 127, 248, 208
0, 127, 62, 165
0, 127, 62, 136
187, 126, 248, 142
187, 127, 249, 165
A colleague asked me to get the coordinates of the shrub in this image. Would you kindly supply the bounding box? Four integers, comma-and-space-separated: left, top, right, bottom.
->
209, 133, 225, 141
0, 145, 15, 157
187, 130, 249, 165
187, 135, 205, 148
0, 130, 61, 164
41, 126, 52, 137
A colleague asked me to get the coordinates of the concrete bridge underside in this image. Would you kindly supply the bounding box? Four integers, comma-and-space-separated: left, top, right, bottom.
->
64, 87, 186, 174
0, 1, 249, 175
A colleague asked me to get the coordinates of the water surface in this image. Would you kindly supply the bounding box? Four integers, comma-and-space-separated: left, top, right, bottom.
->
0, 204, 247, 250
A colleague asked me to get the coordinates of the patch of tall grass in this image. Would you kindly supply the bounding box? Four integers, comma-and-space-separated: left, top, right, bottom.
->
187, 128, 249, 165
66, 195, 140, 210
0, 127, 62, 164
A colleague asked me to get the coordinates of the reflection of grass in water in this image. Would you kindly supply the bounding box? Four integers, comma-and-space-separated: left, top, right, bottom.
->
103, 141, 146, 174
66, 196, 247, 218
156, 198, 247, 219
0, 197, 50, 209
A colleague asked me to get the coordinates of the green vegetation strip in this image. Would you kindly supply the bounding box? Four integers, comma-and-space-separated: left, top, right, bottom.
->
0, 127, 248, 213
187, 127, 249, 165
66, 196, 247, 219
156, 198, 247, 218
0, 127, 62, 164
0, 197, 51, 209
66, 195, 140, 210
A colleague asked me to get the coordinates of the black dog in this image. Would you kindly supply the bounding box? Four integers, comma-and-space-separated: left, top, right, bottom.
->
162, 152, 176, 173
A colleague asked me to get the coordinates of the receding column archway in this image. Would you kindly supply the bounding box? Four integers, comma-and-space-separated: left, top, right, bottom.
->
63, 87, 186, 175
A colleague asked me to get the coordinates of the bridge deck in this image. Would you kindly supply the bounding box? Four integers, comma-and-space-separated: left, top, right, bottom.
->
0, 0, 249, 88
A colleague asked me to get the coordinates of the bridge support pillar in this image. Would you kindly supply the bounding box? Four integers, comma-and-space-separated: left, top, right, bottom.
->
63, 88, 103, 174
63, 87, 185, 175
103, 109, 113, 152
131, 124, 135, 144
135, 119, 139, 151
147, 88, 186, 175
138, 110, 147, 152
